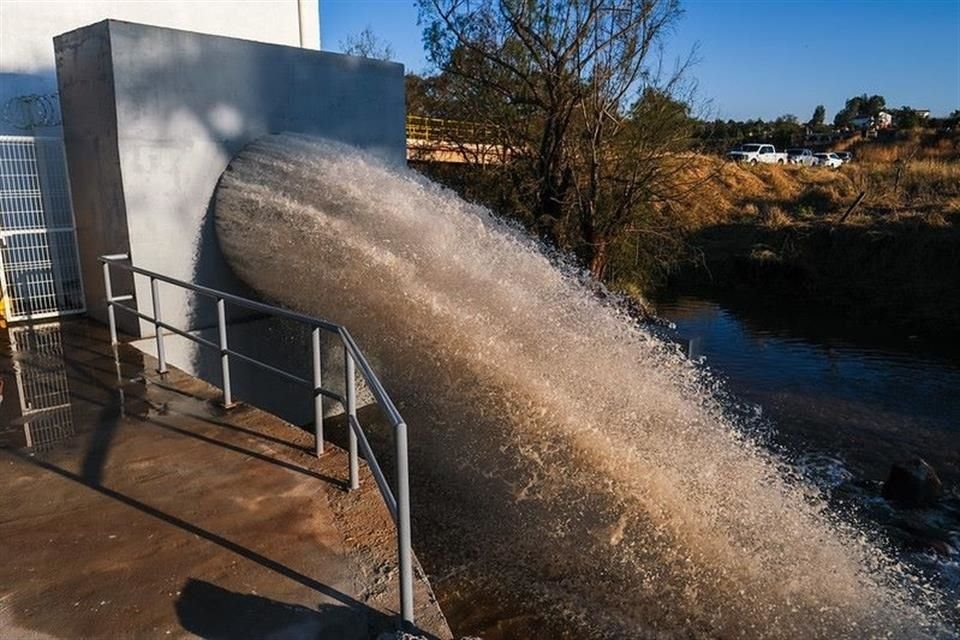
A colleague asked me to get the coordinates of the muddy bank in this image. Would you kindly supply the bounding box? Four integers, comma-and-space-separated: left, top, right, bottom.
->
663, 219, 960, 348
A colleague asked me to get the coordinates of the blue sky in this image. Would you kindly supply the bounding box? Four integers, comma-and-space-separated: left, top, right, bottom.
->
319, 0, 960, 121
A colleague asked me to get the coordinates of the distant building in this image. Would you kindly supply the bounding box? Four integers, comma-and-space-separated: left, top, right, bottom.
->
847, 111, 894, 131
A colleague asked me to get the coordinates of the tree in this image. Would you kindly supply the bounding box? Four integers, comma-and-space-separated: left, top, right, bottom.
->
892, 106, 923, 130
406, 73, 449, 116
864, 94, 886, 117
809, 104, 825, 127
947, 110, 960, 129
418, 0, 696, 280
833, 93, 886, 128
771, 114, 802, 148
339, 26, 394, 60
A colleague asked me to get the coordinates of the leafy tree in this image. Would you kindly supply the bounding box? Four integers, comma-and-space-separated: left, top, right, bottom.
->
405, 73, 454, 116
892, 106, 923, 130
770, 115, 802, 148
406, 74, 429, 116
339, 26, 394, 60
833, 108, 852, 128
833, 93, 886, 128
865, 94, 886, 117
417, 0, 697, 280
809, 104, 825, 127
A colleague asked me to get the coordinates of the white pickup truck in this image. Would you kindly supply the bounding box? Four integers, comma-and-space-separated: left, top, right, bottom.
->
727, 143, 788, 165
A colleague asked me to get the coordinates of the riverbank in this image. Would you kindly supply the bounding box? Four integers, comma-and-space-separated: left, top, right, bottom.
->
413, 129, 960, 342
663, 218, 960, 346
650, 131, 960, 344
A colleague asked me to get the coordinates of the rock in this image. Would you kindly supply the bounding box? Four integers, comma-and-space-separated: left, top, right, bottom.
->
925, 539, 955, 556
896, 519, 956, 556
881, 457, 943, 508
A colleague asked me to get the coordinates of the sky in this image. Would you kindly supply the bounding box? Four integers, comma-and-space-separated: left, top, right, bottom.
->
319, 0, 960, 121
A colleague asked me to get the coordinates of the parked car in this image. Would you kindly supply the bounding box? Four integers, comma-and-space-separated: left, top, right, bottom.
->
786, 148, 816, 166
727, 143, 788, 165
835, 151, 853, 163
813, 152, 843, 169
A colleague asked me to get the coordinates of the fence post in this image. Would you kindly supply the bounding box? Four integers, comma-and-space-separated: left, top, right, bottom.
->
312, 327, 324, 456
396, 420, 415, 627
345, 347, 359, 490
150, 277, 167, 374
217, 298, 233, 407
101, 261, 117, 346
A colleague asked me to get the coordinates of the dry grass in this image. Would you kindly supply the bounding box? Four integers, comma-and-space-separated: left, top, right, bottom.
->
900, 159, 960, 183
849, 129, 960, 164
649, 131, 960, 338
759, 204, 792, 228
676, 131, 960, 232
675, 158, 856, 227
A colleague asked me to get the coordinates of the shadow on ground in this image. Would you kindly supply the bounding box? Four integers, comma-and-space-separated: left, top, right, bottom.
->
175, 578, 386, 640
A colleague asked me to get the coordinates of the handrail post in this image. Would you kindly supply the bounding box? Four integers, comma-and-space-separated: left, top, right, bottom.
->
150, 277, 167, 374
396, 420, 415, 627
98, 254, 419, 625
312, 327, 324, 456
345, 347, 359, 490
102, 261, 118, 346
217, 298, 233, 407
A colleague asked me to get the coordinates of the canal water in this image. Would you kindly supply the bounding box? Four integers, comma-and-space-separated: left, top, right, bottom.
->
653, 292, 960, 607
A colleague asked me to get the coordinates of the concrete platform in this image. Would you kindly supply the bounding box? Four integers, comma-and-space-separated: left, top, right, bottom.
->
0, 320, 450, 639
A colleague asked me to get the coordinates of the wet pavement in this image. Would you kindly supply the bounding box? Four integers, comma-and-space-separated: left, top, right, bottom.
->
0, 319, 450, 639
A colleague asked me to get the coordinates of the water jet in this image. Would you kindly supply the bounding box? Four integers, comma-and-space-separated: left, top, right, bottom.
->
212, 134, 949, 638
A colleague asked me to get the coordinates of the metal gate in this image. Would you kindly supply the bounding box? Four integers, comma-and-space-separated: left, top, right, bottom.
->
0, 135, 85, 321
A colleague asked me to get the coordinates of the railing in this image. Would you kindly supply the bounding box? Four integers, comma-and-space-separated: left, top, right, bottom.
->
406, 114, 498, 144
98, 254, 415, 626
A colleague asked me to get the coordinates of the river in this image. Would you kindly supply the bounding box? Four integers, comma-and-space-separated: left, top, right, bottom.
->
653, 292, 960, 614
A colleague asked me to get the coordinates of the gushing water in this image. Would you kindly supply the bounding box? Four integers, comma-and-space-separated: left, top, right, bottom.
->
215, 135, 950, 638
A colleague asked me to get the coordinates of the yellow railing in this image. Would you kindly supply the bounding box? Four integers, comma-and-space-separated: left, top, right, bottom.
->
406, 115, 497, 144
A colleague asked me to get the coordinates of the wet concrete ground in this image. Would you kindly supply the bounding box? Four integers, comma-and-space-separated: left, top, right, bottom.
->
0, 319, 450, 639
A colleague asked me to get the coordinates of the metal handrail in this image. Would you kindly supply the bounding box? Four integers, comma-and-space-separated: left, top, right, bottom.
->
406, 114, 498, 144
98, 254, 415, 626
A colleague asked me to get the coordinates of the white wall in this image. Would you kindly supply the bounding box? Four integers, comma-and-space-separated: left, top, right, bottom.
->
0, 0, 320, 134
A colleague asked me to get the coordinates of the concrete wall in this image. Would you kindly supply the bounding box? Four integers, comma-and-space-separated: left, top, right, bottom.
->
0, 0, 319, 135
55, 19, 405, 338
54, 19, 403, 422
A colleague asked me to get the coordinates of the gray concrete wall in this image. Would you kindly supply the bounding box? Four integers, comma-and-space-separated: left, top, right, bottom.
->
55, 22, 136, 310
55, 20, 405, 338
54, 20, 404, 422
